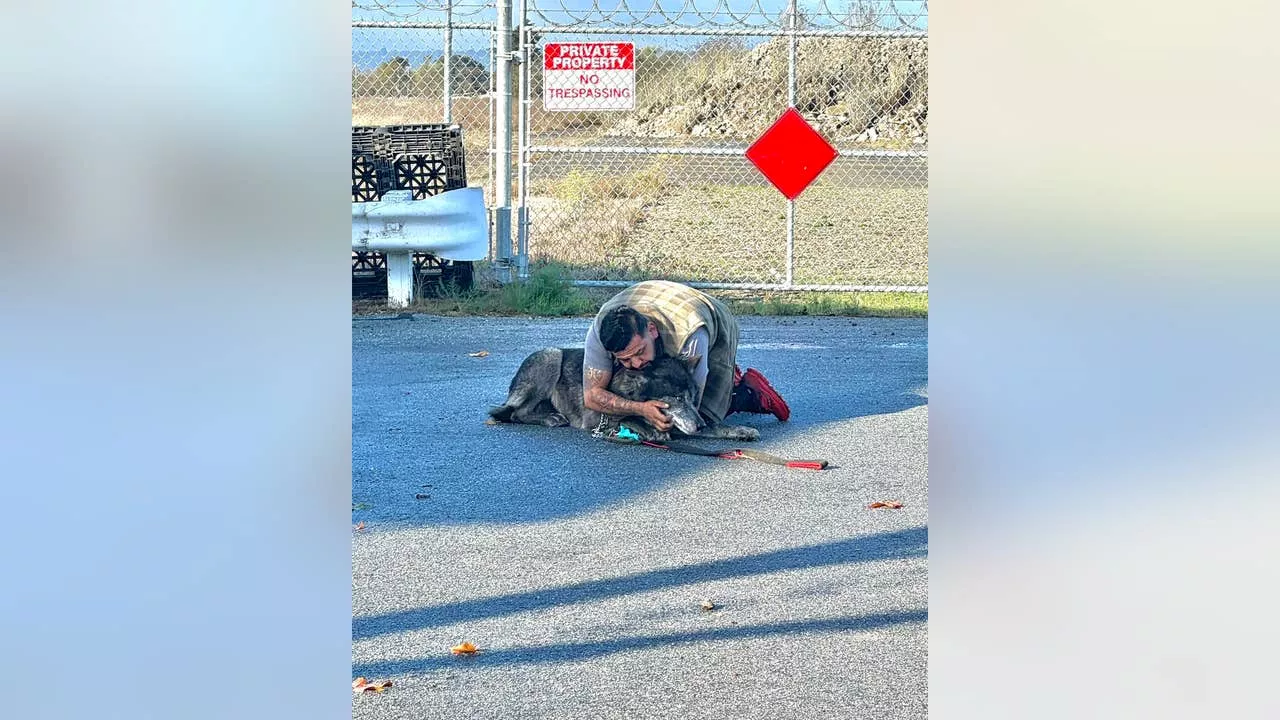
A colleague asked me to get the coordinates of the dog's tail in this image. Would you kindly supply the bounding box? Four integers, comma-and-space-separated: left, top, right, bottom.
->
487, 403, 516, 423
487, 385, 534, 423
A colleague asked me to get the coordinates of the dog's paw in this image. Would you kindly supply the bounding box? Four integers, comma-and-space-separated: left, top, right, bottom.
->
726, 425, 760, 441
541, 413, 569, 427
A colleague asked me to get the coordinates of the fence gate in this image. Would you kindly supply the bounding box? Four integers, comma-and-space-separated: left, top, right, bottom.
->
353, 1, 928, 292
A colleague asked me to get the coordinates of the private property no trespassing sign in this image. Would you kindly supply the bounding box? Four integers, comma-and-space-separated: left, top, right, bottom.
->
543, 42, 635, 111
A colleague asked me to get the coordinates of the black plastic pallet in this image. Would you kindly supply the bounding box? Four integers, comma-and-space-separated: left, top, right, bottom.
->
351, 124, 467, 201
350, 252, 474, 300
352, 124, 474, 299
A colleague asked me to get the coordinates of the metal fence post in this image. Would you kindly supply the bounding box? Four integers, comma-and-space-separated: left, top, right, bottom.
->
443, 0, 453, 124
515, 0, 530, 279
785, 0, 798, 288
493, 0, 515, 282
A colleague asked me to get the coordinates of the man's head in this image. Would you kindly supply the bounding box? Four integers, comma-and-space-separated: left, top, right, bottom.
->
600, 306, 659, 370
609, 352, 704, 435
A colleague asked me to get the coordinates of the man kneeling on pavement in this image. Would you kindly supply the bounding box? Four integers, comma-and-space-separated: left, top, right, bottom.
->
582, 280, 790, 434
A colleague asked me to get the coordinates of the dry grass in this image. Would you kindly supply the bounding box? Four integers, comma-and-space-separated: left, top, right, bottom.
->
726, 290, 927, 317
356, 266, 926, 318
522, 180, 927, 287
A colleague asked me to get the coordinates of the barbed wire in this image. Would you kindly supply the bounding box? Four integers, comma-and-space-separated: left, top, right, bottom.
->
352, 0, 927, 31
353, 0, 495, 21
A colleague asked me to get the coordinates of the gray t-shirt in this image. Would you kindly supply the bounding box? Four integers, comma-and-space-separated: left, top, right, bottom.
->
584, 323, 711, 409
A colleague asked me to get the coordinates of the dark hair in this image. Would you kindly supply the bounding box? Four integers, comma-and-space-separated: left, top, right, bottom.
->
599, 306, 648, 353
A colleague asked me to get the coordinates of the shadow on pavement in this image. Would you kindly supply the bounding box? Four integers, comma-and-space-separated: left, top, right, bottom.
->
353, 608, 927, 677
352, 316, 927, 527
353, 526, 927, 641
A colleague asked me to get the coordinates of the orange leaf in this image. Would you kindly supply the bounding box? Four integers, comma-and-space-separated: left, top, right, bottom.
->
353, 677, 392, 693
468, 350, 490, 358
451, 641, 479, 655
353, 521, 366, 532
867, 501, 904, 509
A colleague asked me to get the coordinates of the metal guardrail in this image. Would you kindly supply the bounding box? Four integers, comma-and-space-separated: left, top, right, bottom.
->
352, 188, 488, 306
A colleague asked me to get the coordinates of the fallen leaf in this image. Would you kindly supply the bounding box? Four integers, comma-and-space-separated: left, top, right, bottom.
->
353, 521, 366, 532
700, 599, 717, 611
468, 350, 490, 358
451, 642, 479, 655
352, 502, 372, 511
415, 493, 431, 500
352, 678, 392, 694
867, 501, 904, 509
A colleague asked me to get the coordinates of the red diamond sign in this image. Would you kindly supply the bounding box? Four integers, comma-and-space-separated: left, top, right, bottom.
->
745, 107, 838, 200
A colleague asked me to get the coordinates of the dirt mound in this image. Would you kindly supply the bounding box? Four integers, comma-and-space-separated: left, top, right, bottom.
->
609, 37, 927, 148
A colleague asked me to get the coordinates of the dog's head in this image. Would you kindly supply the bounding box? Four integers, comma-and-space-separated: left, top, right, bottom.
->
610, 354, 703, 435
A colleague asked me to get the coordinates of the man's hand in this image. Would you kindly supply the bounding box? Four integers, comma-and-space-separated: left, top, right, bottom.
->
585, 367, 673, 433
638, 400, 672, 432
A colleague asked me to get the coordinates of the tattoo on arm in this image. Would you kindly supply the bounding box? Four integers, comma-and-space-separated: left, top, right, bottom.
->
596, 392, 642, 416
585, 366, 610, 389
584, 366, 640, 416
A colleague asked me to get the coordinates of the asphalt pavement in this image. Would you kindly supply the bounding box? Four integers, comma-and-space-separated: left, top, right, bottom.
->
352, 314, 928, 719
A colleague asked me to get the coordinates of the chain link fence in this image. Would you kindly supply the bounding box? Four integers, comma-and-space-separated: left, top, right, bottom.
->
352, 2, 497, 202
352, 0, 928, 291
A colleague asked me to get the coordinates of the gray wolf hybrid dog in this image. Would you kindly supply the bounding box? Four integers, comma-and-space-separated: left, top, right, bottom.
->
487, 347, 760, 442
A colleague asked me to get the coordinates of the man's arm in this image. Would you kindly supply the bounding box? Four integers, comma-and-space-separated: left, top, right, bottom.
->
582, 320, 672, 430
583, 367, 644, 416
582, 320, 646, 415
